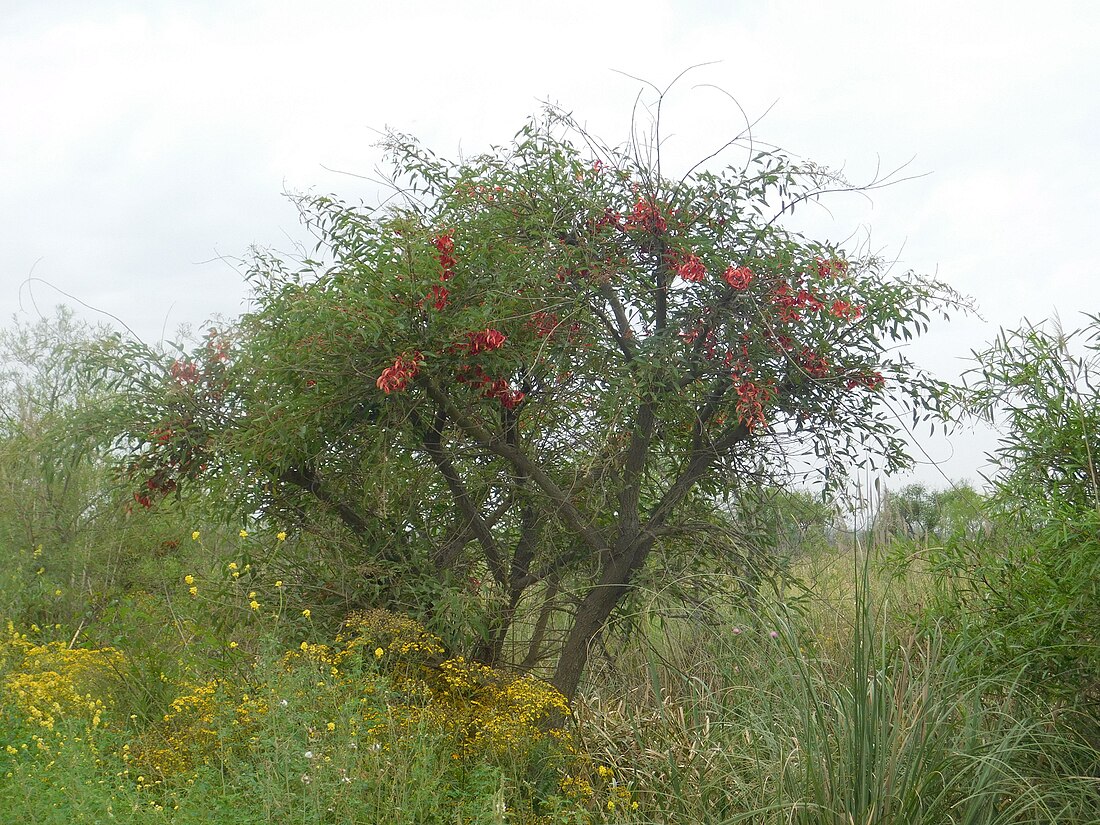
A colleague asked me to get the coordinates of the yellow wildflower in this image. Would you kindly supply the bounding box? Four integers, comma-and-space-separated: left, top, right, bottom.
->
374, 647, 384, 659
302, 609, 311, 619
188, 586, 198, 597
36, 568, 44, 575
239, 529, 248, 538
249, 600, 260, 611
274, 580, 283, 588
191, 531, 200, 541
54, 589, 62, 597
228, 641, 238, 649
326, 722, 335, 732
228, 562, 238, 571
276, 531, 287, 541
184, 575, 194, 586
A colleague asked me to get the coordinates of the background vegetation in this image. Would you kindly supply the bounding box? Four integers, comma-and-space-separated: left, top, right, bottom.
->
1, 101, 1097, 823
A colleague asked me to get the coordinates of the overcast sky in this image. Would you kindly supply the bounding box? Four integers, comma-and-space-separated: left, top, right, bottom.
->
3, 0, 1098, 491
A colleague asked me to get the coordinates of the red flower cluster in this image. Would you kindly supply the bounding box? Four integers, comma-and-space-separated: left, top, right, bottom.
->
768, 333, 794, 353
734, 379, 773, 432
800, 347, 830, 378
680, 327, 700, 345
673, 252, 707, 283
169, 360, 199, 384
426, 284, 450, 311
376, 352, 423, 394
528, 311, 558, 338
435, 231, 456, 279
422, 231, 456, 312
773, 282, 825, 323
456, 364, 525, 409
846, 371, 885, 391
722, 265, 753, 290
464, 328, 507, 354
817, 258, 848, 279
624, 198, 667, 233
830, 299, 863, 320
593, 208, 624, 233
133, 470, 178, 510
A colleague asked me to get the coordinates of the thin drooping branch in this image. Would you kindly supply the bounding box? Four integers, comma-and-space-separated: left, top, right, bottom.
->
691, 382, 731, 452
596, 283, 638, 362
509, 502, 543, 593
644, 420, 752, 536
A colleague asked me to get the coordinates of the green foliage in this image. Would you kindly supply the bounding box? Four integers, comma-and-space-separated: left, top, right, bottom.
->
874, 481, 989, 542
943, 316, 1100, 707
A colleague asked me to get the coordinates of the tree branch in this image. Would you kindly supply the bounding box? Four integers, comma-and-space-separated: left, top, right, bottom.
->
279, 465, 373, 536
420, 379, 610, 555
421, 405, 508, 586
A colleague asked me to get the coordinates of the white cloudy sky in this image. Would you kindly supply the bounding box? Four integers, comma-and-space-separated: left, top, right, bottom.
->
3, 0, 1098, 490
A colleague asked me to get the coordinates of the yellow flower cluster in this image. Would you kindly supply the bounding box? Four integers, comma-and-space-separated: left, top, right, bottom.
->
282, 609, 570, 761
419, 655, 571, 759
1, 625, 123, 736
128, 679, 221, 778
336, 609, 447, 663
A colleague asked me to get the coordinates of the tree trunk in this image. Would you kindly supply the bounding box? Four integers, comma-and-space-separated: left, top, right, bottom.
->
550, 539, 651, 699
519, 575, 560, 671
470, 590, 521, 666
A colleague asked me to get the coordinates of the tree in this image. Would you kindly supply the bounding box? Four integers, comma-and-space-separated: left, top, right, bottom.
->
0, 308, 128, 625
948, 315, 1100, 705
101, 93, 959, 699
873, 481, 988, 543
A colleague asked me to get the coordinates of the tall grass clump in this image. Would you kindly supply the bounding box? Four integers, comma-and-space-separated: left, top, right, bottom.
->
576, 547, 1100, 824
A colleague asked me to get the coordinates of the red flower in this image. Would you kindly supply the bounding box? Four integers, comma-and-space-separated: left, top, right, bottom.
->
434, 231, 457, 280
817, 258, 848, 279
529, 311, 558, 338
674, 253, 707, 283
846, 370, 885, 391
376, 352, 423, 394
829, 300, 864, 321
624, 198, 667, 233
797, 290, 825, 313
169, 360, 199, 384
800, 347, 830, 378
426, 284, 449, 311
465, 328, 507, 354
722, 265, 753, 290
733, 379, 772, 432
434, 231, 454, 255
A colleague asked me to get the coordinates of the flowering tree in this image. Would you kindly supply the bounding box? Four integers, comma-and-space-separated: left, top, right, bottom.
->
106, 101, 958, 698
